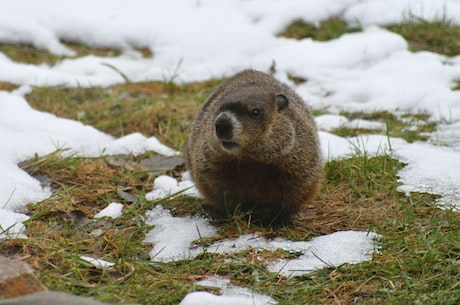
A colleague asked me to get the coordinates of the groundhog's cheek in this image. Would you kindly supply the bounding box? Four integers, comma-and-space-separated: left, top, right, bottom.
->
240, 133, 264, 154
239, 132, 253, 146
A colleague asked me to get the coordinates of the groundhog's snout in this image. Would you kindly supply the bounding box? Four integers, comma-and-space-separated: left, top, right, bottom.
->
215, 113, 234, 141
215, 112, 240, 151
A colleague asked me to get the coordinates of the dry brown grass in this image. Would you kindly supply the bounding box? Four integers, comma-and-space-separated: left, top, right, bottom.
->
0, 82, 18, 91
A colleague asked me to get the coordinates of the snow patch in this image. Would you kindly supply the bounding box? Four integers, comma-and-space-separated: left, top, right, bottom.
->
0, 209, 30, 239
143, 206, 380, 277
94, 202, 124, 219
145, 175, 201, 201
79, 256, 115, 269
144, 206, 217, 262
181, 276, 277, 305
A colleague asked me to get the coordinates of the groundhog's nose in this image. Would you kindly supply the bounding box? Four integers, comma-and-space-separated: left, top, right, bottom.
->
215, 114, 233, 140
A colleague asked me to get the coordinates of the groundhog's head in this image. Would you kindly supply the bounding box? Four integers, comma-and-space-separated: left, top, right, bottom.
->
213, 86, 296, 161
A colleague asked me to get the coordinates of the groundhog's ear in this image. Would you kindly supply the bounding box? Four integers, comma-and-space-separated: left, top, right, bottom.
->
275, 94, 289, 111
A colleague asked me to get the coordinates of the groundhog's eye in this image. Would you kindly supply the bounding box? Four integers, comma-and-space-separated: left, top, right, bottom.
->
249, 109, 261, 118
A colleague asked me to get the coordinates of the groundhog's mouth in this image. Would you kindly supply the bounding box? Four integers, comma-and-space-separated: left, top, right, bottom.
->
221, 141, 239, 150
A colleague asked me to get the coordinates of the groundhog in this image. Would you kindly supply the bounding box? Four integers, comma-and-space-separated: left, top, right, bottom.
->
184, 69, 322, 225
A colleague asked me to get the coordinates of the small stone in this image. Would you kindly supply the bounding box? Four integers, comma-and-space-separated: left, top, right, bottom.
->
0, 256, 47, 298
116, 190, 138, 203
140, 155, 183, 174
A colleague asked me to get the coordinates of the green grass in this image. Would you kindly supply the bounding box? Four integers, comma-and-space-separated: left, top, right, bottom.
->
335, 111, 437, 143
279, 17, 361, 41
386, 16, 460, 56
453, 81, 460, 91
1, 16, 460, 305
280, 16, 460, 57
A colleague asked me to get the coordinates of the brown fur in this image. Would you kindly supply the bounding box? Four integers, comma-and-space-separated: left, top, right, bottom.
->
184, 70, 322, 225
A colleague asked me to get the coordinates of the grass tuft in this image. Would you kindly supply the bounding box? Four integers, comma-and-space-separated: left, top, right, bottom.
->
453, 80, 460, 91
0, 82, 19, 91
336, 111, 437, 143
279, 15, 460, 56
386, 16, 460, 56
279, 17, 361, 41
0, 42, 152, 66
